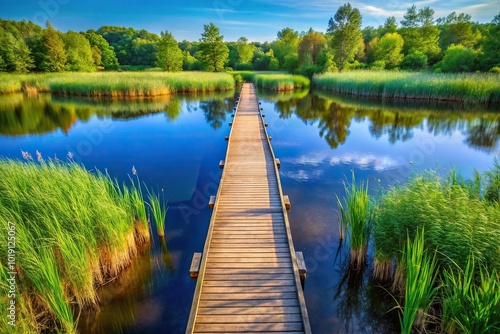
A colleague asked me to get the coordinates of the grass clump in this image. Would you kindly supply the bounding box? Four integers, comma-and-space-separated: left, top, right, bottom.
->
368, 164, 500, 333
254, 73, 310, 91
398, 229, 440, 334
146, 188, 168, 237
336, 172, 373, 269
0, 157, 150, 333
0, 72, 235, 97
442, 259, 500, 334
313, 71, 500, 104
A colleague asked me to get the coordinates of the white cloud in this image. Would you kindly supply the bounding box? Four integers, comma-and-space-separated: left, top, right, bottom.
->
283, 151, 400, 171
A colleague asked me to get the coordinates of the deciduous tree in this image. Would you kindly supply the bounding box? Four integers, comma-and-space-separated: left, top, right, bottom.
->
156, 31, 183, 71
198, 23, 229, 72
327, 3, 362, 71
41, 21, 67, 72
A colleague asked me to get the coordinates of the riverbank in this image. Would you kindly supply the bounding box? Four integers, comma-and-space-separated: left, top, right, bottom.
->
231, 71, 310, 91
313, 71, 500, 104
0, 72, 235, 97
0, 159, 152, 333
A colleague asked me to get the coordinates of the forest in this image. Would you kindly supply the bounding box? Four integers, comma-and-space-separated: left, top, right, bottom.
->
0, 3, 499, 76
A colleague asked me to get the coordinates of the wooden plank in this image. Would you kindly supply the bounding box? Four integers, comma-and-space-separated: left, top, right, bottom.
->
190, 253, 202, 278
202, 280, 294, 287
197, 306, 301, 315
196, 313, 302, 324
208, 196, 216, 209
194, 322, 304, 333
202, 285, 297, 294
199, 298, 300, 308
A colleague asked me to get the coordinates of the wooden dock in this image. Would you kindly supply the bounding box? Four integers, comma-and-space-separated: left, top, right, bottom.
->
186, 83, 311, 334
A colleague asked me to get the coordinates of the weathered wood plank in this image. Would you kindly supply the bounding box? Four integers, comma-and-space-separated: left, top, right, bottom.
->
190, 253, 202, 279
193, 322, 304, 333
196, 306, 301, 315
196, 313, 302, 324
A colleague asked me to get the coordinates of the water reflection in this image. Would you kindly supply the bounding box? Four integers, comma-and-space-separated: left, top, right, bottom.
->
261, 89, 500, 152
0, 90, 235, 136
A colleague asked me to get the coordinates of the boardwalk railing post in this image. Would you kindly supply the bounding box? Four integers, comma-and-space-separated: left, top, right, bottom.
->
190, 253, 202, 279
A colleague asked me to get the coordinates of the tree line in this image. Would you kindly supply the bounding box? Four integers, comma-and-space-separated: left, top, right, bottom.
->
0, 3, 499, 75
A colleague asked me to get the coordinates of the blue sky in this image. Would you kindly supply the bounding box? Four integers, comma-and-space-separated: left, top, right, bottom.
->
1, 0, 499, 42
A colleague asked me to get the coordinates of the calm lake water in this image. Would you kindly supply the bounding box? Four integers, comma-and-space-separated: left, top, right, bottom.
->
0, 89, 498, 334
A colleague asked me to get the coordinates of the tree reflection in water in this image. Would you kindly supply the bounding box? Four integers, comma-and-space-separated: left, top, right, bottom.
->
263, 88, 500, 152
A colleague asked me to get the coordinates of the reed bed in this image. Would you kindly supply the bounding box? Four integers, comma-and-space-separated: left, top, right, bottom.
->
442, 259, 500, 334
0, 158, 150, 333
313, 71, 500, 104
146, 188, 168, 237
0, 72, 235, 97
399, 229, 440, 333
336, 173, 373, 269
254, 73, 310, 91
367, 164, 500, 333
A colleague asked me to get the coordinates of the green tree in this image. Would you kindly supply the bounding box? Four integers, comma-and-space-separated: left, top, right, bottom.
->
0, 28, 34, 73
271, 28, 299, 69
298, 28, 327, 67
41, 21, 67, 72
479, 13, 500, 70
374, 32, 404, 69
156, 31, 183, 71
327, 3, 362, 71
435, 44, 478, 72
400, 6, 441, 64
236, 37, 255, 64
85, 30, 119, 70
400, 51, 428, 70
63, 31, 95, 72
198, 23, 229, 72
439, 12, 481, 50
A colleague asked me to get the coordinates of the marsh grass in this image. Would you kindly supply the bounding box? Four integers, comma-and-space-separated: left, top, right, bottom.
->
398, 229, 440, 334
146, 188, 168, 237
0, 158, 150, 332
373, 168, 500, 282
0, 72, 235, 97
313, 71, 500, 104
336, 173, 373, 269
442, 259, 500, 334
254, 74, 310, 91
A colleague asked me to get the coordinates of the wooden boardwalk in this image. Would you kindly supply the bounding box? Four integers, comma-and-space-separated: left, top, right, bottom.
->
186, 83, 311, 334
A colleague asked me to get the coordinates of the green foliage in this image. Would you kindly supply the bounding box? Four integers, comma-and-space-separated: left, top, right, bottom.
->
484, 159, 500, 203
298, 28, 327, 67
156, 31, 183, 72
271, 28, 299, 70
436, 44, 479, 72
254, 73, 309, 91
373, 32, 404, 69
0, 28, 34, 73
400, 51, 428, 70
62, 31, 96, 72
199, 23, 229, 72
0, 72, 234, 97
398, 229, 440, 334
336, 172, 373, 268
479, 15, 500, 71
236, 37, 255, 64
442, 259, 500, 334
0, 159, 150, 332
97, 26, 159, 66
40, 22, 67, 72
373, 169, 500, 276
439, 12, 481, 50
327, 3, 362, 70
313, 71, 500, 103
146, 188, 168, 237
85, 30, 120, 70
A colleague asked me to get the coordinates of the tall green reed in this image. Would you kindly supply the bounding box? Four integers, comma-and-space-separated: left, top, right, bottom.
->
398, 229, 440, 334
336, 172, 373, 269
